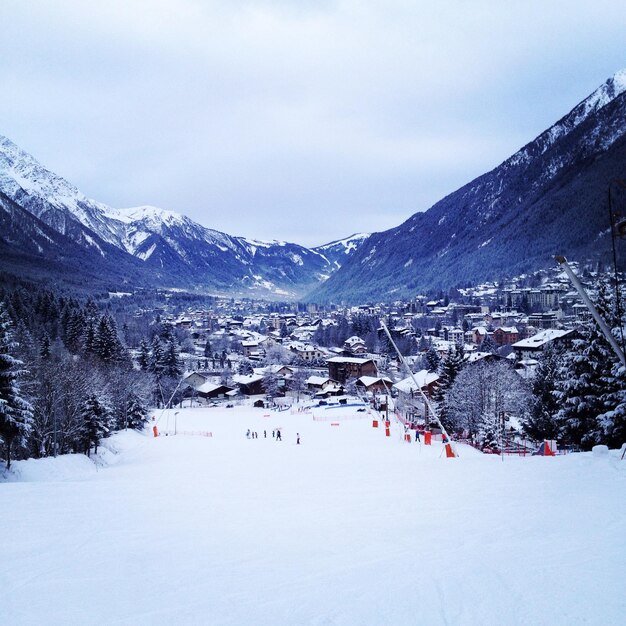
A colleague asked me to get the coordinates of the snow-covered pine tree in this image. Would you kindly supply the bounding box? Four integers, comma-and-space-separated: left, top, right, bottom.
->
523, 344, 562, 442
149, 336, 165, 377
162, 341, 183, 378
480, 334, 497, 354
344, 376, 358, 397
424, 346, 441, 372
0, 305, 34, 469
79, 394, 111, 456
125, 393, 149, 430
39, 333, 51, 361
82, 319, 97, 356
93, 314, 128, 365
65, 309, 85, 353
554, 282, 620, 449
137, 339, 150, 371
434, 344, 465, 432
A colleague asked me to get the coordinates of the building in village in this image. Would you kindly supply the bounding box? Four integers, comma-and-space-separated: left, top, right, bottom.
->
327, 357, 377, 384
392, 370, 439, 427
511, 328, 578, 360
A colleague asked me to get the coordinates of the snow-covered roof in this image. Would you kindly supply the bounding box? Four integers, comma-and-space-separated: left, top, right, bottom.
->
358, 376, 392, 387
393, 370, 439, 393
512, 328, 574, 349
327, 357, 373, 364
306, 376, 330, 386
232, 374, 264, 385
464, 351, 494, 364
196, 382, 232, 394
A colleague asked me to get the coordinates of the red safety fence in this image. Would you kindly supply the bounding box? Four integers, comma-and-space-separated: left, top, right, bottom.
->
165, 430, 213, 437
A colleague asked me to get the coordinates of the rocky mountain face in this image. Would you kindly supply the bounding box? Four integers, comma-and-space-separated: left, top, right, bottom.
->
309, 70, 626, 303
0, 136, 366, 298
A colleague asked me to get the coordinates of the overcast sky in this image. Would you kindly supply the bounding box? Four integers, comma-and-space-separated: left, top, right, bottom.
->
1, 1, 624, 246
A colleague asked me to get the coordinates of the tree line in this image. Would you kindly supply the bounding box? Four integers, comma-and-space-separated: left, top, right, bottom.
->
0, 285, 186, 469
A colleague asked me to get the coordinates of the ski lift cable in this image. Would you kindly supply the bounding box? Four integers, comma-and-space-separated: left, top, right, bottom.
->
380, 320, 457, 457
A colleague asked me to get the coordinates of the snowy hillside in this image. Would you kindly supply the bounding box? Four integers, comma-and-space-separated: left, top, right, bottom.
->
1, 403, 624, 625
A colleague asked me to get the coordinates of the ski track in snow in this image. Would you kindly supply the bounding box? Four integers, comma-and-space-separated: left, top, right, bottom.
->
1, 403, 625, 625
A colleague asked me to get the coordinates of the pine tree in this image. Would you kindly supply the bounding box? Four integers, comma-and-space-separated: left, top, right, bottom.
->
39, 333, 51, 361
523, 345, 562, 441
79, 394, 111, 455
435, 344, 465, 432
125, 393, 149, 430
555, 281, 626, 449
162, 341, 183, 378
424, 347, 440, 372
137, 339, 150, 370
480, 334, 497, 354
150, 336, 165, 377
0, 305, 34, 469
65, 309, 85, 353
82, 319, 97, 356
94, 315, 126, 364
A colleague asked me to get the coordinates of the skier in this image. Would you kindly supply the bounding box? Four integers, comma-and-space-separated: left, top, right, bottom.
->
276, 429, 282, 441
246, 429, 251, 439
296, 433, 300, 445
415, 429, 420, 442
264, 430, 267, 438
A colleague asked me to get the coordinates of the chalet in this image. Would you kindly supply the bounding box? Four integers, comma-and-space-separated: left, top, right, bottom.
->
343, 336, 368, 355
241, 339, 266, 359
289, 343, 325, 362
194, 382, 235, 400
232, 373, 265, 396
327, 357, 377, 384
306, 375, 339, 394
356, 376, 393, 394
182, 371, 208, 389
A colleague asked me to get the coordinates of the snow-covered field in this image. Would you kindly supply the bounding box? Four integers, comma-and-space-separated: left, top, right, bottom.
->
1, 403, 625, 625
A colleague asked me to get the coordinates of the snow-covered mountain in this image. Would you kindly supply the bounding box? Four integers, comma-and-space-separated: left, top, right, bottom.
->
0, 136, 367, 297
309, 69, 626, 302
313, 233, 370, 270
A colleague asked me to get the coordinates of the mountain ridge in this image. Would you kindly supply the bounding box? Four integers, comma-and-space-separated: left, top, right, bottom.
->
307, 70, 626, 303
0, 136, 368, 298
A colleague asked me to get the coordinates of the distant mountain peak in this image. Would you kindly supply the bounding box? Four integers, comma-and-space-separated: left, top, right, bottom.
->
118, 205, 188, 227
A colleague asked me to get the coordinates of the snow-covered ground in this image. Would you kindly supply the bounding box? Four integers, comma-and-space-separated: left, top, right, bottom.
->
1, 402, 625, 625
